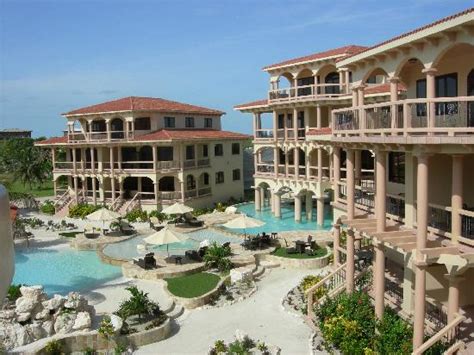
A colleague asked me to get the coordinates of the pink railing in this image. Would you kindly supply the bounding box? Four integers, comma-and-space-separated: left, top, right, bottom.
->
269, 83, 347, 103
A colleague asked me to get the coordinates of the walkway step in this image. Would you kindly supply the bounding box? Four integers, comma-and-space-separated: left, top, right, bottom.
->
252, 265, 265, 278
166, 304, 184, 320
260, 260, 280, 269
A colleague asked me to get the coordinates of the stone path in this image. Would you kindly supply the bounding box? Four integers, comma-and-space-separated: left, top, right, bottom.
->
136, 267, 317, 355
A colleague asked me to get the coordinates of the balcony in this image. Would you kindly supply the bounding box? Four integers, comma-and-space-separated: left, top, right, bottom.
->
332, 96, 474, 139
183, 158, 210, 170
68, 131, 135, 143
254, 128, 306, 141
268, 83, 347, 104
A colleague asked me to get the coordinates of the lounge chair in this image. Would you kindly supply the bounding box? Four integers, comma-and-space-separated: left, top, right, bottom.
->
84, 224, 99, 239
133, 253, 157, 270
222, 241, 231, 249
183, 213, 204, 227
283, 239, 297, 254
120, 220, 135, 235
149, 217, 164, 231
185, 250, 202, 262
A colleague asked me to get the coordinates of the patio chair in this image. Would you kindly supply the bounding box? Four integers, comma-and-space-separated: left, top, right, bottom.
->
185, 249, 202, 262
83, 224, 99, 239
149, 216, 160, 230
183, 213, 204, 227
120, 220, 135, 235
198, 246, 208, 258
283, 239, 297, 254
144, 253, 157, 269
222, 241, 231, 249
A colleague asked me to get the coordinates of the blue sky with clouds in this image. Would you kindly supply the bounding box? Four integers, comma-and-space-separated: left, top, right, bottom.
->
0, 0, 472, 137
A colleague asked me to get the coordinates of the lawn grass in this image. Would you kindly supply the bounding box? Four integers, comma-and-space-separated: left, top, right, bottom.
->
59, 231, 82, 238
272, 246, 327, 259
165, 272, 220, 298
8, 179, 54, 197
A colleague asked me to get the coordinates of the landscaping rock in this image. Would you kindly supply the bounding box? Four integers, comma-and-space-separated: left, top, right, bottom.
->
0, 309, 15, 320
41, 320, 54, 337
46, 294, 66, 311
54, 312, 77, 334
230, 267, 253, 284
0, 322, 33, 349
64, 292, 87, 310
34, 307, 50, 321
20, 285, 44, 300
28, 321, 46, 340
110, 314, 123, 332
72, 311, 91, 331
15, 312, 31, 323
15, 297, 37, 314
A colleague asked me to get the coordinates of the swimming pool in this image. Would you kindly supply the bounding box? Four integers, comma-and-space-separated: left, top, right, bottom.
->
224, 202, 333, 234
103, 228, 242, 260
13, 248, 122, 295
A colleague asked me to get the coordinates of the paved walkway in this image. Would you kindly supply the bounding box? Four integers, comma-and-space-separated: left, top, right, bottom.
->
136, 267, 319, 355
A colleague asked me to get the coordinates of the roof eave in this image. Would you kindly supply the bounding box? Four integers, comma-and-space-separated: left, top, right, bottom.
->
263, 53, 348, 73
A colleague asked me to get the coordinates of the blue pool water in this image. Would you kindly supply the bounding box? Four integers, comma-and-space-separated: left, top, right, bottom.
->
13, 249, 122, 295
225, 202, 333, 234
103, 229, 242, 260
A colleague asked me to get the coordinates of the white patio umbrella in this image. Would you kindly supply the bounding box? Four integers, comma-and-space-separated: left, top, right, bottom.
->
199, 239, 210, 248
144, 227, 189, 256
86, 207, 122, 230
222, 214, 265, 237
161, 202, 193, 215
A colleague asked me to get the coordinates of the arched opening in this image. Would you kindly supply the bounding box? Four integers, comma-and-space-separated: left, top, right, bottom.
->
286, 148, 305, 177
296, 68, 314, 96
159, 176, 175, 192
363, 67, 389, 85
141, 177, 154, 200
277, 72, 294, 89
396, 58, 425, 100
91, 119, 106, 132
255, 147, 275, 174
123, 177, 138, 199
110, 118, 124, 139
186, 174, 196, 191
325, 71, 340, 94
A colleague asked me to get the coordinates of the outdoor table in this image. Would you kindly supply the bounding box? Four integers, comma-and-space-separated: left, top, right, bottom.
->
271, 232, 278, 239
174, 256, 183, 265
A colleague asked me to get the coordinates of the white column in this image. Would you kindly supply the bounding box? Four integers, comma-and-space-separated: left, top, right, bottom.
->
316, 104, 322, 129
305, 192, 312, 220
376, 149, 387, 233
274, 191, 281, 218
294, 194, 302, 222
152, 145, 158, 171
91, 148, 96, 174
451, 155, 463, 244
346, 149, 355, 220
92, 178, 97, 205
255, 188, 261, 212
422, 68, 437, 131
294, 147, 299, 179
72, 148, 77, 175
333, 147, 341, 199
317, 197, 324, 227
317, 147, 323, 181
404, 153, 415, 228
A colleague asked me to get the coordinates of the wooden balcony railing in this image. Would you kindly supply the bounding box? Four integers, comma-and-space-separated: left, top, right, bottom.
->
333, 96, 474, 138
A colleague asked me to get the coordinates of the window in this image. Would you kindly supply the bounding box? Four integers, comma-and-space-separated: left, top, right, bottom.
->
186, 175, 196, 190
203, 173, 210, 185
297, 76, 314, 96
164, 117, 175, 128
214, 144, 223, 156
277, 114, 285, 129
202, 144, 209, 157
135, 117, 151, 130
157, 147, 173, 161
91, 120, 106, 132
185, 145, 195, 160
185, 117, 195, 128
325, 72, 340, 94
388, 152, 405, 184
216, 171, 224, 184
205, 118, 213, 128
232, 169, 241, 181
232, 143, 240, 155
416, 79, 427, 117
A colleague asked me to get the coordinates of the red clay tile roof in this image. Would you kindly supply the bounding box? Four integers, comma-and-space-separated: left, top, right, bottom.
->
340, 7, 474, 63
365, 83, 407, 95
307, 127, 332, 136
133, 129, 251, 141
234, 99, 269, 109
35, 136, 68, 145
262, 45, 368, 70
64, 96, 224, 116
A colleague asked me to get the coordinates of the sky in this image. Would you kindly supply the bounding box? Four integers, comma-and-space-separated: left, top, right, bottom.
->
0, 0, 472, 137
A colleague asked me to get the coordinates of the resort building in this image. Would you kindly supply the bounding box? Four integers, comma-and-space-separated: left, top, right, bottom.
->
0, 128, 32, 140
236, 8, 474, 353
36, 96, 250, 215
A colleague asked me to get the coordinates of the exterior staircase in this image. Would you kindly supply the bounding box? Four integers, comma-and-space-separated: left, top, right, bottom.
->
118, 192, 141, 215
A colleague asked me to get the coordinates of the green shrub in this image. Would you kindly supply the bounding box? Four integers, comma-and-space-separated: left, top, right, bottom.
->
375, 309, 412, 354
82, 347, 96, 355
299, 275, 326, 299
125, 208, 148, 222
40, 200, 55, 215
192, 207, 214, 216
44, 339, 63, 355
203, 242, 232, 272
98, 316, 115, 340
213, 340, 227, 353
148, 210, 170, 221
68, 203, 101, 219
116, 286, 162, 322
7, 284, 23, 302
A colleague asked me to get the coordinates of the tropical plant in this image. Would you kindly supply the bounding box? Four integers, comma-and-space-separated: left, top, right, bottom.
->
68, 203, 101, 219
375, 308, 412, 354
203, 242, 232, 272
299, 275, 326, 300
124, 208, 148, 222
7, 284, 23, 302
116, 286, 162, 322
98, 316, 115, 339
148, 210, 170, 221
44, 339, 63, 355
40, 200, 55, 215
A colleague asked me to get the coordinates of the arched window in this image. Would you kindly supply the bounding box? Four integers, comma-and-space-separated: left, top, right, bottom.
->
325, 72, 340, 95
186, 175, 196, 190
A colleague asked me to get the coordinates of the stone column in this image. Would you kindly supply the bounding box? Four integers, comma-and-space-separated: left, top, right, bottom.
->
333, 223, 341, 266
294, 194, 302, 222
253, 113, 258, 138
317, 197, 324, 226
72, 148, 77, 175
316, 104, 322, 129
352, 88, 358, 107
106, 119, 112, 142
53, 178, 57, 197
51, 148, 56, 171
273, 111, 278, 142
255, 187, 261, 212
91, 148, 96, 174
305, 192, 312, 220
404, 153, 415, 228
355, 150, 361, 180
451, 155, 463, 244
346, 229, 355, 292
423, 68, 437, 131
270, 191, 275, 214
317, 147, 323, 181
92, 177, 97, 205
117, 147, 122, 170
374, 242, 385, 320
293, 108, 298, 141
446, 274, 463, 337
346, 149, 355, 220
111, 177, 116, 202
109, 147, 115, 174
152, 146, 158, 171
376, 150, 387, 233
274, 191, 281, 218
154, 182, 159, 207
260, 187, 265, 210
73, 176, 79, 203
274, 146, 279, 178
345, 70, 350, 94
294, 147, 299, 179
413, 154, 429, 349
333, 147, 341, 199
402, 253, 415, 315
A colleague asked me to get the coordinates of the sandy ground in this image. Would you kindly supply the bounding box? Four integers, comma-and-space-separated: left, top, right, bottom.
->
136, 267, 322, 355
